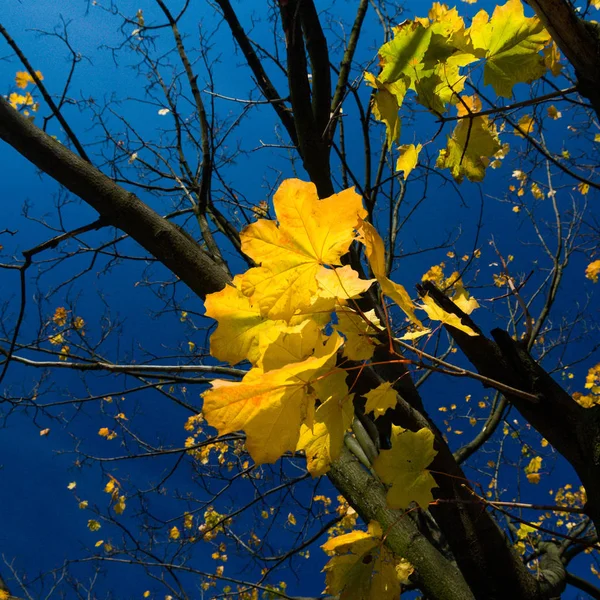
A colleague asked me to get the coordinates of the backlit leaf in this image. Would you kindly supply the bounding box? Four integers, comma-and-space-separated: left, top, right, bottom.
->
395, 144, 422, 179
467, 0, 550, 97
322, 522, 405, 600
240, 179, 366, 320
202, 334, 343, 464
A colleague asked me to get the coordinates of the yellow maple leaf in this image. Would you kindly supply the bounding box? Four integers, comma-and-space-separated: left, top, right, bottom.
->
322, 522, 407, 600
296, 371, 354, 476
586, 260, 600, 283
395, 143, 422, 179
15, 70, 43, 89
359, 220, 422, 326
514, 114, 535, 137
436, 95, 501, 182
467, 0, 550, 98
205, 275, 332, 367
88, 519, 101, 532
373, 425, 438, 509
451, 283, 480, 315
239, 179, 367, 320
420, 294, 479, 335
364, 72, 406, 147
335, 308, 381, 361
364, 382, 398, 417
525, 456, 542, 484
202, 334, 343, 464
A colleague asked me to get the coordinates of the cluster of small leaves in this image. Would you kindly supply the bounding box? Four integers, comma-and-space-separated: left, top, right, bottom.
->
48, 306, 85, 361
366, 0, 559, 182
6, 70, 43, 115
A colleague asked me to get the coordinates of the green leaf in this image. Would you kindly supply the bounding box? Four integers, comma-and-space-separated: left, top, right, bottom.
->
468, 0, 550, 97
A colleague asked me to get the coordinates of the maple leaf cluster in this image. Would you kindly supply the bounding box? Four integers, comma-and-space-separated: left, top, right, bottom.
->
201, 179, 473, 504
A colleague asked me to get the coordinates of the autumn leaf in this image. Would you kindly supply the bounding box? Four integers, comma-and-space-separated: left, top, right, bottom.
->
364, 73, 406, 147
373, 425, 438, 509
296, 370, 354, 476
202, 334, 343, 464
239, 179, 367, 320
15, 70, 43, 89
88, 519, 101, 532
169, 526, 181, 540
322, 521, 410, 600
585, 260, 600, 283
467, 0, 550, 97
358, 220, 422, 326
525, 456, 542, 484
420, 294, 479, 335
364, 382, 398, 417
395, 144, 422, 179
436, 95, 501, 182
335, 308, 381, 361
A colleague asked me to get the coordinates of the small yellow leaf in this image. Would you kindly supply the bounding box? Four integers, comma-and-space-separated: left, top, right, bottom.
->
585, 260, 600, 283
94, 539, 104, 547
364, 382, 398, 417
514, 114, 535, 137
578, 182, 590, 195
546, 105, 561, 119
79, 500, 88, 509
88, 519, 101, 532
67, 481, 77, 490
143, 592, 151, 599
15, 70, 43, 89
395, 143, 422, 179
287, 513, 297, 526
39, 428, 51, 436
419, 295, 478, 336
169, 526, 181, 540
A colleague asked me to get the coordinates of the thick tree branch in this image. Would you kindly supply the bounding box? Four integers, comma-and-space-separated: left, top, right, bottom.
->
328, 446, 475, 600
279, 0, 333, 197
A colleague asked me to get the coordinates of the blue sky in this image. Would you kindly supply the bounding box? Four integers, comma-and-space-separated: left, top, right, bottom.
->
1, 0, 599, 598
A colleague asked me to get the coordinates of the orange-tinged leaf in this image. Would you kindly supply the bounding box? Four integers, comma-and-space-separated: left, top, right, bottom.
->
202, 334, 343, 464
335, 308, 381, 361
358, 220, 422, 326
296, 371, 354, 476
364, 382, 398, 417
585, 260, 600, 283
240, 180, 366, 320
420, 294, 479, 335
514, 114, 535, 137
373, 425, 438, 509
257, 320, 323, 372
15, 70, 43, 89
